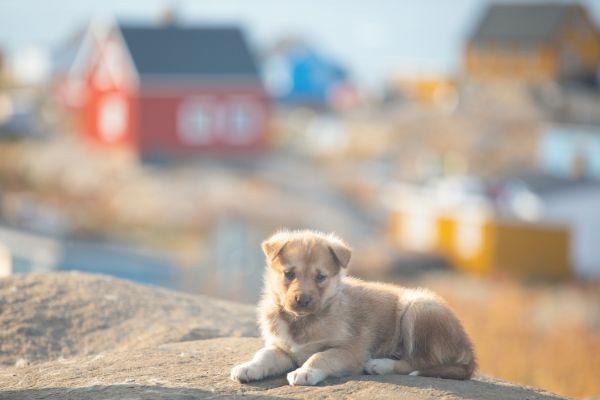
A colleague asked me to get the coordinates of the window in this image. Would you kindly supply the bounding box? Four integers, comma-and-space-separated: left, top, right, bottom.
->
226, 100, 261, 144
98, 94, 127, 143
178, 99, 214, 144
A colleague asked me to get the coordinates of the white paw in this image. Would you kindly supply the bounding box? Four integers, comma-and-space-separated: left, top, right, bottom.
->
409, 370, 420, 376
287, 367, 326, 386
364, 359, 395, 375
230, 361, 266, 383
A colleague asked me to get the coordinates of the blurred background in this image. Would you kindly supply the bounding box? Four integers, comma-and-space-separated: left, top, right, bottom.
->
1, 0, 599, 397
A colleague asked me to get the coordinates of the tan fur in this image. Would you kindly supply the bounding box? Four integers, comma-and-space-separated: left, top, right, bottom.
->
230, 230, 477, 386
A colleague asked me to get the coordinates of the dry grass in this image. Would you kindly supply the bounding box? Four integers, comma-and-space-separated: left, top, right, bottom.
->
418, 274, 600, 399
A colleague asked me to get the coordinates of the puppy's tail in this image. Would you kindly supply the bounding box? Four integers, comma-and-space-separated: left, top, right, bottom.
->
412, 362, 475, 380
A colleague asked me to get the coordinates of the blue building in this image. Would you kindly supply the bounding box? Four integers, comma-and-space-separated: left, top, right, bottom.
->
539, 124, 600, 180
264, 42, 351, 107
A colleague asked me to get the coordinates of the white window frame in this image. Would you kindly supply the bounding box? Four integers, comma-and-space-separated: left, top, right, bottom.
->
177, 97, 215, 145
225, 97, 262, 145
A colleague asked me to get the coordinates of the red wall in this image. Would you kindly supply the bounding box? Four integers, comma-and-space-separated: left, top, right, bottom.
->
80, 36, 137, 150
82, 85, 137, 149
137, 84, 269, 158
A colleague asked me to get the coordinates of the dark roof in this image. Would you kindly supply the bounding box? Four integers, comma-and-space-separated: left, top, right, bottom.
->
501, 172, 600, 196
117, 24, 261, 81
469, 3, 581, 47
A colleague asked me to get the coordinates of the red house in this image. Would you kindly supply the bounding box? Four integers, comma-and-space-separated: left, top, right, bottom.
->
69, 20, 269, 159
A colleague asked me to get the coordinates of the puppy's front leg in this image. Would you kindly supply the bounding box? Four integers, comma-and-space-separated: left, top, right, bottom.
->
231, 347, 295, 383
287, 346, 366, 386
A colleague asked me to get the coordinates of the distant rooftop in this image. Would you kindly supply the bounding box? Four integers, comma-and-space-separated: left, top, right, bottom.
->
117, 23, 261, 81
503, 172, 600, 196
469, 3, 584, 47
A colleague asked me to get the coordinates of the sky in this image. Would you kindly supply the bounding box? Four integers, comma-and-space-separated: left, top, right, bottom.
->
1, 0, 600, 88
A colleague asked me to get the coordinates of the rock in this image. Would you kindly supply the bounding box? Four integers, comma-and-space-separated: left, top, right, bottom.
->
0, 337, 565, 400
0, 272, 258, 366
0, 272, 566, 399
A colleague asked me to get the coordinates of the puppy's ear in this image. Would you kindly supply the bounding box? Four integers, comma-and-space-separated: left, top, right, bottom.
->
328, 240, 352, 269
262, 233, 288, 261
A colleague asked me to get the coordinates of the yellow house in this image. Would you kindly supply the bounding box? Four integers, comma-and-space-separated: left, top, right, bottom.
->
386, 184, 570, 280
465, 3, 600, 81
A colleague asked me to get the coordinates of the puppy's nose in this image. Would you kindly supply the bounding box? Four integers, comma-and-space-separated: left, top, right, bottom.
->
295, 294, 312, 308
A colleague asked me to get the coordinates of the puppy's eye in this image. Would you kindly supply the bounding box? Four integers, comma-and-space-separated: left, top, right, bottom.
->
284, 270, 295, 280
315, 272, 327, 283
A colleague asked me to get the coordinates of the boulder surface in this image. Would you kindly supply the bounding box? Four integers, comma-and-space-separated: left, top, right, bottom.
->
0, 272, 565, 399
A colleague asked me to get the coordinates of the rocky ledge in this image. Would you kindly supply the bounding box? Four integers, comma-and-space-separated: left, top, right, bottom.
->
0, 272, 565, 399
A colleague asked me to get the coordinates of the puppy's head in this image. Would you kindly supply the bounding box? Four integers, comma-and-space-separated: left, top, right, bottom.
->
262, 230, 352, 317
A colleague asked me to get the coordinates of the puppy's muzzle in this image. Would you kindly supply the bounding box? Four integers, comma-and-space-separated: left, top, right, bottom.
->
294, 293, 312, 308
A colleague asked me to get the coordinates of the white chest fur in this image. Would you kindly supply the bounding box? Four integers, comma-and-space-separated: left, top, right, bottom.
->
265, 321, 317, 365
264, 315, 351, 366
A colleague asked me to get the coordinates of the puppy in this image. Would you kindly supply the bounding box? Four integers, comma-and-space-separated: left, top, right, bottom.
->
230, 230, 476, 386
